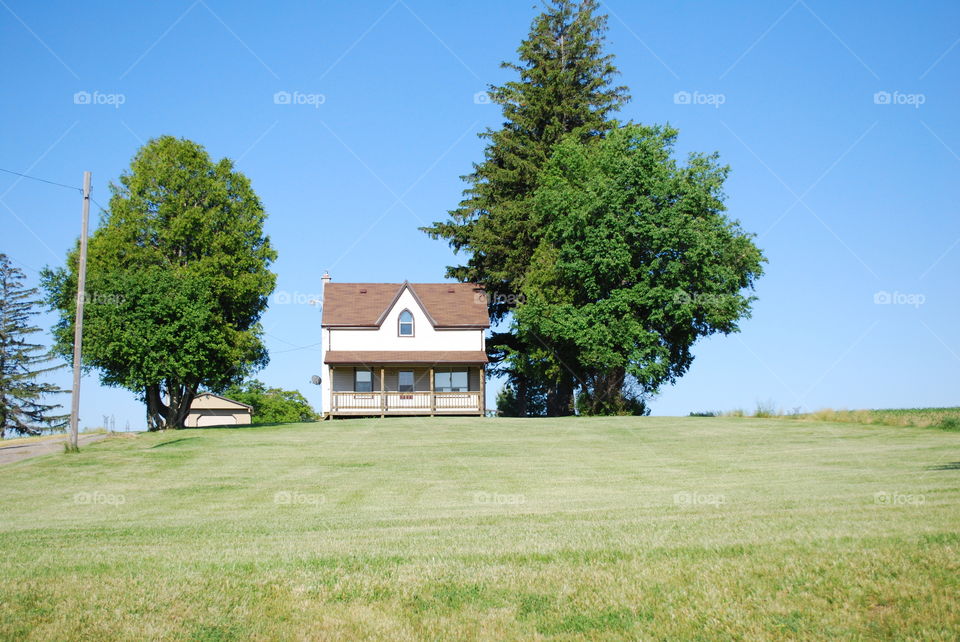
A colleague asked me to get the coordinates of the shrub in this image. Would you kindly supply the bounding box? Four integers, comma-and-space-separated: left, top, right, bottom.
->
938, 417, 960, 431
754, 400, 780, 418
221, 380, 319, 424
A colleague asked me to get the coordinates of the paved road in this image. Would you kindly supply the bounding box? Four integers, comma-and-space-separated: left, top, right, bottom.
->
0, 434, 108, 466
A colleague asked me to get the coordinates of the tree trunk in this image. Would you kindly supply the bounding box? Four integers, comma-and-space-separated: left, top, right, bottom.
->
145, 380, 197, 430
585, 367, 626, 415
516, 373, 528, 418
145, 384, 167, 431
171, 384, 197, 429
546, 374, 575, 417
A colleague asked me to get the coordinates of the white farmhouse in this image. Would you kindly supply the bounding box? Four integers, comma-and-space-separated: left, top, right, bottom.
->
319, 274, 490, 417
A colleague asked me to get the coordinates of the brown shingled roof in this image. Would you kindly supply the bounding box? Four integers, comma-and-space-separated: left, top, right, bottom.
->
322, 282, 489, 328
324, 350, 488, 365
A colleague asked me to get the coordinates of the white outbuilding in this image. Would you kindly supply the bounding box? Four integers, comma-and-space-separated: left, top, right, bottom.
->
185, 393, 253, 427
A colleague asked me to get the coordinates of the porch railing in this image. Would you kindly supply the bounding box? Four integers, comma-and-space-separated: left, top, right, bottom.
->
331, 391, 482, 413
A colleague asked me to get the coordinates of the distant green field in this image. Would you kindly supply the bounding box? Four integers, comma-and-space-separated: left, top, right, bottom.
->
0, 417, 957, 640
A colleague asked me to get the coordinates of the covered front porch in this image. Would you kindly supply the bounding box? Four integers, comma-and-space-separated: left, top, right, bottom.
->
324, 351, 487, 417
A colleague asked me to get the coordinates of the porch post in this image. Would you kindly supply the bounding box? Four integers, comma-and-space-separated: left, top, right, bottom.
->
429, 367, 435, 416
479, 365, 486, 416
380, 367, 386, 418
329, 367, 335, 417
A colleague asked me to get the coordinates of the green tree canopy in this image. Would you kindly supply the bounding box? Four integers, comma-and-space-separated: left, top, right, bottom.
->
223, 380, 319, 424
0, 254, 66, 437
515, 124, 765, 414
43, 136, 276, 430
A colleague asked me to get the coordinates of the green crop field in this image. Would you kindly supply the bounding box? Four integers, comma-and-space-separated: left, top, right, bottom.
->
0, 417, 957, 640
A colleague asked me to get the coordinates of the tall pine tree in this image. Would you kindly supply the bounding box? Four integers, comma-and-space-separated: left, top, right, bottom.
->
0, 254, 67, 437
422, 0, 627, 415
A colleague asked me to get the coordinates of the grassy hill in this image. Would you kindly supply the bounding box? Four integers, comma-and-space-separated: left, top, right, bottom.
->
0, 417, 957, 640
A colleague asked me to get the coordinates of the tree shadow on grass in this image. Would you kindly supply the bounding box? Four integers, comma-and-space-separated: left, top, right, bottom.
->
150, 437, 200, 448
191, 421, 322, 431
926, 461, 960, 471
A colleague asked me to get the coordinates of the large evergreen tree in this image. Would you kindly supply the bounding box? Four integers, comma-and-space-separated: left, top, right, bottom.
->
0, 254, 67, 437
43, 136, 277, 430
422, 0, 627, 415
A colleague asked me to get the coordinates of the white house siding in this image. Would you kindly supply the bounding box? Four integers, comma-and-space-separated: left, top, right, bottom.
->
325, 289, 485, 352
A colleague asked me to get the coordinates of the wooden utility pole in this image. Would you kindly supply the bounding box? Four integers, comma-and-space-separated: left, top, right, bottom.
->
68, 171, 91, 451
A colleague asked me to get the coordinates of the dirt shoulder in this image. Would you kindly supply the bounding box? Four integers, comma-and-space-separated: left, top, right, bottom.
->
0, 433, 110, 466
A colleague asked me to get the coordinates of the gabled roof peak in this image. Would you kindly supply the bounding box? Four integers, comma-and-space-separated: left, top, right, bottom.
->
322, 282, 490, 329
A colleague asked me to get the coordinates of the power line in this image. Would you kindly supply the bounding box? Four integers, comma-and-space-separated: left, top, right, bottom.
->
272, 341, 323, 355
0, 167, 81, 193
90, 196, 109, 214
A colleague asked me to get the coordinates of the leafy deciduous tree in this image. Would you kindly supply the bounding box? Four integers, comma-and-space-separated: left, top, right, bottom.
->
516, 125, 765, 414
43, 136, 277, 430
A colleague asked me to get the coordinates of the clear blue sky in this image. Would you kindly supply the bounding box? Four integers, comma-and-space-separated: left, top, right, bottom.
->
1, 0, 957, 426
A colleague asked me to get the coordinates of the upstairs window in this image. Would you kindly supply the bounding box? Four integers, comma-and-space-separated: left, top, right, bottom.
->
398, 309, 414, 336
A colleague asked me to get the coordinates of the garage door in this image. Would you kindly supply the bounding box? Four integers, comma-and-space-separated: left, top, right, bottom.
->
196, 415, 238, 427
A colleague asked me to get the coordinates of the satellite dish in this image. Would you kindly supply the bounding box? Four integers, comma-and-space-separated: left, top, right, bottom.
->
310, 375, 322, 385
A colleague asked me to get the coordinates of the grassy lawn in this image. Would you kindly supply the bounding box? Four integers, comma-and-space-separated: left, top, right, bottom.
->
0, 417, 957, 640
